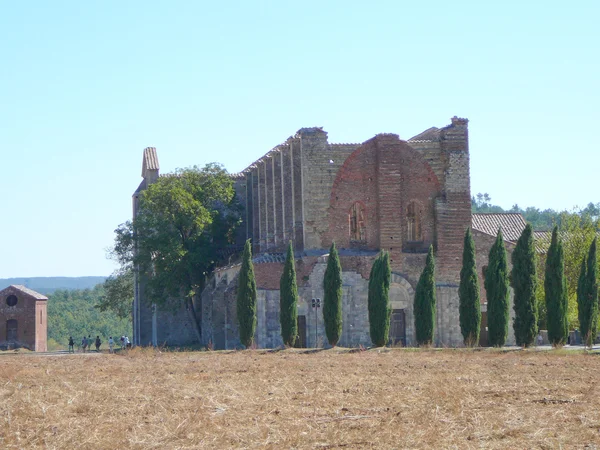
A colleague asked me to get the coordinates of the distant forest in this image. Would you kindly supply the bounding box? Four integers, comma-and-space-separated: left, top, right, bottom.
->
0, 276, 106, 294
47, 285, 131, 350
472, 193, 600, 230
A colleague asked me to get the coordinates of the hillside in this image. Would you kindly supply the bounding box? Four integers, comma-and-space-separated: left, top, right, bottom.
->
0, 276, 106, 294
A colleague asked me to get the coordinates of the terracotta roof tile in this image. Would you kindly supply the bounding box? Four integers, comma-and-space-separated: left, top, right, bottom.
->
471, 213, 527, 242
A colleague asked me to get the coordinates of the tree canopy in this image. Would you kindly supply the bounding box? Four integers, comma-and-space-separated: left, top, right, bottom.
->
111, 164, 242, 342
48, 285, 131, 350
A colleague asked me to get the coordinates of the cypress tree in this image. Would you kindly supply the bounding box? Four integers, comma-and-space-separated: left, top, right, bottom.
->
279, 241, 298, 347
578, 238, 598, 347
414, 245, 436, 346
459, 228, 481, 347
511, 224, 538, 347
545, 226, 569, 346
485, 230, 509, 347
368, 251, 392, 347
588, 238, 598, 344
237, 239, 257, 348
323, 241, 343, 347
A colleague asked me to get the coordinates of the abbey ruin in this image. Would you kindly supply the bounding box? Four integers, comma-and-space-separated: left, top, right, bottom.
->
133, 117, 522, 348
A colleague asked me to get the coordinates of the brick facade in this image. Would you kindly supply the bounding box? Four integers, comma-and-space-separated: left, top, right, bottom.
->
0, 285, 48, 351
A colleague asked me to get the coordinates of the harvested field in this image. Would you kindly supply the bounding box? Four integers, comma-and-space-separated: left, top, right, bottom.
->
1, 348, 599, 449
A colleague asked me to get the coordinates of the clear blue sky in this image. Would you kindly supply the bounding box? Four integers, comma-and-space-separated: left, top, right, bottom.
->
1, 1, 598, 277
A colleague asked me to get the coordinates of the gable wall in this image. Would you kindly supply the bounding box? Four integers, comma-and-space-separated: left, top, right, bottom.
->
0, 287, 45, 351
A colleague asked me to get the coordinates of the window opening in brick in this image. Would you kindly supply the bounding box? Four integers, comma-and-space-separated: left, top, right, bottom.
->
6, 295, 17, 307
349, 202, 366, 242
406, 201, 423, 242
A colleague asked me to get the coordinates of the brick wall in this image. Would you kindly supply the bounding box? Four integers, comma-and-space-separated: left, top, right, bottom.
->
325, 134, 441, 277
0, 287, 47, 351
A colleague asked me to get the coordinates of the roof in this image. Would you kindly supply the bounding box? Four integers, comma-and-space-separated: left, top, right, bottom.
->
471, 213, 527, 242
408, 127, 440, 142
142, 147, 160, 177
0, 285, 48, 300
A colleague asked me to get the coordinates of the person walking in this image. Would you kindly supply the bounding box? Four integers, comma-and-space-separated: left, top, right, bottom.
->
81, 336, 87, 353
108, 336, 114, 353
124, 336, 131, 349
95, 336, 101, 352
68, 336, 74, 353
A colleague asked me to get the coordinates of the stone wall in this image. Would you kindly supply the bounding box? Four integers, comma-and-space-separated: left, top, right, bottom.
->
201, 253, 474, 349
237, 130, 359, 253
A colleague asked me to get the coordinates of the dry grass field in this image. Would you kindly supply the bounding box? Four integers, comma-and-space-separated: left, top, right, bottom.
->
1, 348, 600, 449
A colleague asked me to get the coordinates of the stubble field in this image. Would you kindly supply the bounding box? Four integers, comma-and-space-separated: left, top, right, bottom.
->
1, 348, 599, 449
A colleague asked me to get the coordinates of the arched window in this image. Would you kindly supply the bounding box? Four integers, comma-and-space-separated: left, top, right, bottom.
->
349, 202, 366, 242
406, 201, 422, 242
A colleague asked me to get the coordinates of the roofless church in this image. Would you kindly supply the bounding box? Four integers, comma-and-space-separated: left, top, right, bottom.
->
132, 117, 522, 348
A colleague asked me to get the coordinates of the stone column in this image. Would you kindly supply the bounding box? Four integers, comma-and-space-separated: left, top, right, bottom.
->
258, 162, 267, 252
251, 168, 260, 254
290, 138, 304, 250
273, 151, 284, 250
264, 158, 274, 250
281, 144, 294, 248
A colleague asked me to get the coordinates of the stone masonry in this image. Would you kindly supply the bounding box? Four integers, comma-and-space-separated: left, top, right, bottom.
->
133, 117, 521, 348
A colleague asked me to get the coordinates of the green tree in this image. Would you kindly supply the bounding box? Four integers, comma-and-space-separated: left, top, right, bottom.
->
545, 226, 569, 346
459, 228, 481, 347
279, 241, 298, 347
577, 238, 598, 347
96, 268, 134, 319
368, 251, 391, 347
511, 224, 538, 347
237, 239, 257, 348
414, 245, 436, 346
323, 241, 343, 347
558, 213, 599, 328
485, 230, 509, 347
48, 285, 131, 350
111, 165, 241, 343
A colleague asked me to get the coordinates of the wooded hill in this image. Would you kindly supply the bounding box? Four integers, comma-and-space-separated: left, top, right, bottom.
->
0, 276, 106, 294
47, 284, 131, 350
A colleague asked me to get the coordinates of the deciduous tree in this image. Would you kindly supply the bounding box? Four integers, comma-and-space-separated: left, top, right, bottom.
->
96, 267, 134, 319
111, 165, 241, 343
